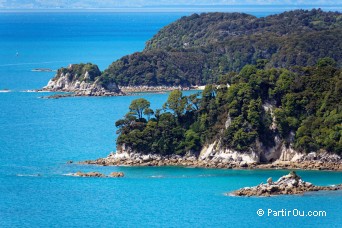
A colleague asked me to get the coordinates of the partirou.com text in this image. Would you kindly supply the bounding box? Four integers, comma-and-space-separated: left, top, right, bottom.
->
256, 208, 327, 217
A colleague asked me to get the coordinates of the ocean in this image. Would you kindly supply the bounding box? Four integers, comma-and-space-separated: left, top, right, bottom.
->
0, 10, 342, 227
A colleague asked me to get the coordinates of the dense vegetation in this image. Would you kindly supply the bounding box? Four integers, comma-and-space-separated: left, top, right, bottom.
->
58, 63, 101, 83
115, 59, 342, 156
103, 9, 342, 87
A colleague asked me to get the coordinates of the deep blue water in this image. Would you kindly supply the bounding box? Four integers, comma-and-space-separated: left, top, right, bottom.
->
1, 11, 342, 227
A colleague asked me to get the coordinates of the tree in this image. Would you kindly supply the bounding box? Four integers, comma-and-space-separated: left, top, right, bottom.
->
129, 98, 151, 119
187, 93, 201, 111
183, 129, 201, 152
143, 108, 154, 120
317, 57, 336, 68
163, 90, 187, 117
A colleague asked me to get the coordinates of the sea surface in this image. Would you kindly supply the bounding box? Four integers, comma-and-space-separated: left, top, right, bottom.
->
0, 10, 342, 227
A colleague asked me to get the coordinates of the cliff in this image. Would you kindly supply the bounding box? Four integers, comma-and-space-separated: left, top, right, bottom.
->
43, 63, 122, 96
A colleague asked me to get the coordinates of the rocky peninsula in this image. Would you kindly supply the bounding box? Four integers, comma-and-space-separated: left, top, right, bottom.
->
40, 63, 201, 98
230, 171, 342, 196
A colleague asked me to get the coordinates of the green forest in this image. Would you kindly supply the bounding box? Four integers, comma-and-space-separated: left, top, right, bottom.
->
104, 9, 342, 87
115, 59, 342, 156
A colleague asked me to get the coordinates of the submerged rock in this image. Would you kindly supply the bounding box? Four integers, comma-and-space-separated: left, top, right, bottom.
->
230, 171, 342, 197
109, 172, 125, 177
73, 171, 106, 178
71, 171, 125, 178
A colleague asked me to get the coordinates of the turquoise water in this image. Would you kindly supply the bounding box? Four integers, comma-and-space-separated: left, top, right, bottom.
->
1, 12, 342, 227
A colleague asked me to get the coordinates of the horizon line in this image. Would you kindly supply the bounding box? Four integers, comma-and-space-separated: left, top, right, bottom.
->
1, 5, 341, 13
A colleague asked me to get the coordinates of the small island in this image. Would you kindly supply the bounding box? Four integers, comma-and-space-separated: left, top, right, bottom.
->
230, 171, 342, 197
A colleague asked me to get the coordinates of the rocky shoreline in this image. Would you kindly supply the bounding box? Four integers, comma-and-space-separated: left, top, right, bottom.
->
81, 150, 342, 171
230, 171, 342, 196
119, 85, 204, 93
41, 85, 203, 99
42, 91, 123, 99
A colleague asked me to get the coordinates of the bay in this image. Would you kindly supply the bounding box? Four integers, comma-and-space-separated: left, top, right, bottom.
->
0, 10, 341, 227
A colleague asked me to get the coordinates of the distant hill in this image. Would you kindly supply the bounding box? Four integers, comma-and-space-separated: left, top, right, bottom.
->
46, 9, 342, 90
104, 9, 342, 87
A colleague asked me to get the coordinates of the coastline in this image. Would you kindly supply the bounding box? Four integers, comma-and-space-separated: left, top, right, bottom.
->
81, 152, 342, 171
39, 85, 204, 98
120, 85, 205, 93
41, 90, 124, 99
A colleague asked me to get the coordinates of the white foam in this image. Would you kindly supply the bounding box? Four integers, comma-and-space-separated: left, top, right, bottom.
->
151, 175, 164, 178
20, 90, 53, 93
16, 173, 41, 177
62, 173, 75, 176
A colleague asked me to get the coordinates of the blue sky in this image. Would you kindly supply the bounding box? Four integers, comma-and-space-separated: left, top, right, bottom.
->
0, 0, 339, 9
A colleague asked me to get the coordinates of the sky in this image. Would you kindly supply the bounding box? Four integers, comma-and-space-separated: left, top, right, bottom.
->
0, 0, 340, 9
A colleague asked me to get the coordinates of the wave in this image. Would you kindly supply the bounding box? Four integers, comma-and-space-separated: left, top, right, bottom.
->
150, 174, 218, 179
0, 60, 67, 67
0, 90, 11, 93
226, 193, 235, 197
62, 173, 75, 176
20, 90, 36, 93
20, 90, 53, 93
16, 173, 41, 177
151, 175, 164, 178
198, 174, 214, 177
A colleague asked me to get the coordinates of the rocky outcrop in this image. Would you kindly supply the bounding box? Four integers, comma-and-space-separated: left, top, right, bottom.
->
230, 171, 342, 196
70, 171, 124, 178
42, 63, 123, 96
